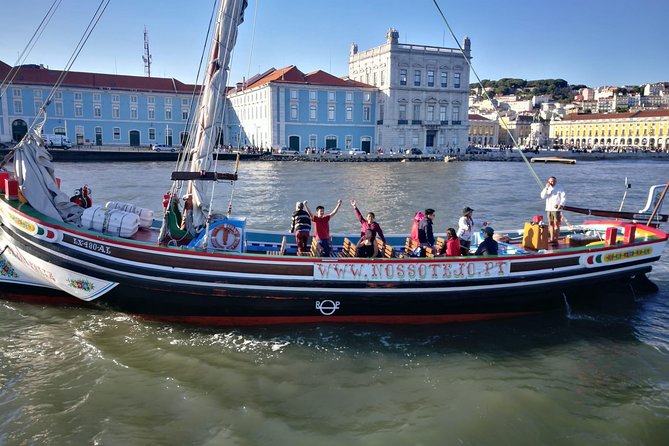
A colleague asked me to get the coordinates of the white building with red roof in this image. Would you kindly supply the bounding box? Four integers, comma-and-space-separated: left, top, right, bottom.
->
225, 65, 377, 152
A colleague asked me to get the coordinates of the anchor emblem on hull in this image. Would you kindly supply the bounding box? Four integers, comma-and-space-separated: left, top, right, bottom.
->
315, 300, 340, 316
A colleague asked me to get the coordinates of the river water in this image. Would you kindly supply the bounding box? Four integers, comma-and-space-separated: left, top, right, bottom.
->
1, 159, 668, 445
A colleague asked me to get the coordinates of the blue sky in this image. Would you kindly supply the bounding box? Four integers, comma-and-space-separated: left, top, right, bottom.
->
1, 0, 667, 88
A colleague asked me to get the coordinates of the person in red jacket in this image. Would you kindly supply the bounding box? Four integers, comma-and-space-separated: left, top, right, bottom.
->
444, 227, 461, 256
350, 199, 386, 243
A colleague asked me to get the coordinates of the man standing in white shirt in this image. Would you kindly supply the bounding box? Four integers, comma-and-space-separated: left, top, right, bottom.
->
540, 176, 566, 244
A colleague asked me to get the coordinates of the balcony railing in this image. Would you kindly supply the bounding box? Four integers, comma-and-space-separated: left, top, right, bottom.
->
451, 120, 461, 125
411, 120, 422, 125
376, 120, 383, 125
398, 119, 408, 125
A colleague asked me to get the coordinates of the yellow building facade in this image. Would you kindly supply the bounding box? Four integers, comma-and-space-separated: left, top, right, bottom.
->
550, 110, 669, 151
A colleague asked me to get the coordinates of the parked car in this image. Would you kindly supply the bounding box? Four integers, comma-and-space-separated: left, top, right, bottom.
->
349, 148, 365, 155
151, 144, 177, 152
278, 147, 298, 154
405, 148, 423, 155
326, 148, 342, 155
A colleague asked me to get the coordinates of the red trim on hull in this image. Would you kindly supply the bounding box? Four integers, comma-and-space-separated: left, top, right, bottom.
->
1, 293, 92, 306
137, 311, 542, 326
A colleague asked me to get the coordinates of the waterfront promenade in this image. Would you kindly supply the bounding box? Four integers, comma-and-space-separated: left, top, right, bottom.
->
2, 146, 669, 163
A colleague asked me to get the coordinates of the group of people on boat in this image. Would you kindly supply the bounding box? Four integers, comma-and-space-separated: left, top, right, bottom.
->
289, 175, 566, 258
289, 198, 500, 258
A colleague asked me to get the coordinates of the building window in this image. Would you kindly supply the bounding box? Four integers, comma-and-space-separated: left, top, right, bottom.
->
454, 73, 461, 88
328, 105, 335, 120
34, 89, 42, 98
34, 101, 42, 114
346, 92, 353, 102
149, 128, 156, 140
427, 70, 434, 87
165, 97, 172, 105
93, 93, 101, 102
148, 107, 155, 120
413, 104, 421, 120
54, 126, 65, 135
13, 100, 23, 114
380, 70, 385, 86
112, 94, 120, 103
346, 106, 353, 121
291, 104, 298, 119
113, 127, 121, 140
13, 88, 21, 97
452, 106, 460, 122
55, 102, 63, 116
400, 69, 407, 86
309, 91, 316, 101
399, 104, 406, 120
363, 106, 370, 121
112, 105, 120, 118
345, 136, 352, 149
290, 89, 298, 100
414, 70, 421, 86
55, 91, 62, 100
373, 72, 377, 86
427, 105, 434, 121
130, 95, 138, 103
147, 96, 155, 104
94, 105, 101, 118
309, 135, 317, 148
441, 72, 447, 88
309, 104, 317, 120
74, 103, 83, 117
328, 91, 336, 102
379, 104, 384, 121
399, 133, 405, 146
130, 106, 138, 119
181, 98, 189, 106
325, 135, 337, 147
364, 92, 371, 102
412, 133, 419, 146
74, 92, 83, 101
165, 108, 172, 120
182, 109, 189, 120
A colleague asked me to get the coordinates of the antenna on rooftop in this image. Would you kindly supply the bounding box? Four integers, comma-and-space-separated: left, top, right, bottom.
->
142, 26, 152, 77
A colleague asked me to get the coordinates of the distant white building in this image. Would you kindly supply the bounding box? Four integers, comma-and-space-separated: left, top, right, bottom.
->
348, 28, 471, 153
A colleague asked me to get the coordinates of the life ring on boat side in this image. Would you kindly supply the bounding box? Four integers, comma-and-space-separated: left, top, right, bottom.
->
209, 223, 241, 251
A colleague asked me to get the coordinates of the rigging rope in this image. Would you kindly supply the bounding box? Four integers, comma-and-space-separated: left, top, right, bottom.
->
0, 0, 110, 170
0, 0, 62, 100
431, 0, 544, 190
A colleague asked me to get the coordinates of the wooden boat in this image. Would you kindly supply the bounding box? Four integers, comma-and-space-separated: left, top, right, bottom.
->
530, 156, 577, 164
1, 0, 668, 326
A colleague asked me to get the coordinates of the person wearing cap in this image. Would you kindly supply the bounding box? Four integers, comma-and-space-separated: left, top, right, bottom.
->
457, 206, 488, 255
475, 227, 499, 256
540, 176, 566, 244
290, 201, 311, 255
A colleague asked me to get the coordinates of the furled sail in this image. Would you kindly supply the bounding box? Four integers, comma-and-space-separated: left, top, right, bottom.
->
187, 0, 247, 230
13, 124, 84, 223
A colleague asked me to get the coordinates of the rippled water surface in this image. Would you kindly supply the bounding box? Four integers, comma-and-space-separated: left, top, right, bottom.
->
1, 159, 668, 445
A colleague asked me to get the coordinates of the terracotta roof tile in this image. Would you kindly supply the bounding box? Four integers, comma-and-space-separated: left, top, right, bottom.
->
0, 60, 199, 94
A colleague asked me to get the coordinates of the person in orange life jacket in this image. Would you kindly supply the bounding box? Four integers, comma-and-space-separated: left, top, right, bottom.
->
475, 227, 499, 255
350, 199, 386, 243
290, 201, 311, 255
303, 199, 342, 257
418, 208, 435, 248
